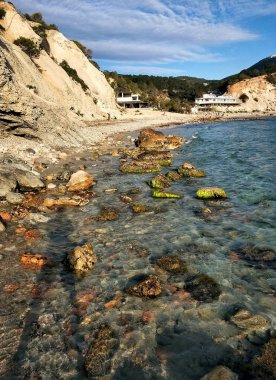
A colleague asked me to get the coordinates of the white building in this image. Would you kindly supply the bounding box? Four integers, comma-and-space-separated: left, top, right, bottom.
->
195, 93, 240, 107
117, 92, 148, 108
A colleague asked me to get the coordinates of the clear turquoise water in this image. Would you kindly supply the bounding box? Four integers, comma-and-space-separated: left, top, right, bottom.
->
0, 117, 275, 379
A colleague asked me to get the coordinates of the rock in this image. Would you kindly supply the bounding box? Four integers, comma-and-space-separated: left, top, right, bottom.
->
85, 325, 118, 378
47, 183, 56, 189
137, 150, 173, 166
141, 310, 155, 324
6, 192, 24, 205
157, 256, 187, 273
0, 172, 17, 197
66, 170, 93, 192
120, 194, 133, 204
0, 221, 6, 232
182, 162, 194, 169
96, 208, 118, 221
20, 253, 48, 268
136, 129, 185, 150
68, 243, 97, 273
237, 245, 275, 264
185, 273, 221, 302
166, 171, 182, 181
178, 164, 206, 177
43, 196, 90, 208
200, 366, 238, 380
25, 213, 50, 224
126, 275, 162, 297
252, 338, 276, 380
14, 169, 44, 191
196, 187, 227, 200
120, 161, 160, 173
149, 174, 171, 189
230, 310, 270, 333
152, 190, 182, 199
132, 204, 150, 213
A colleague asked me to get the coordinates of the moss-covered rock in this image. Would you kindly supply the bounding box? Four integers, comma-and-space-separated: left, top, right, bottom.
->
148, 174, 171, 189
196, 187, 227, 200
137, 150, 173, 166
132, 204, 150, 213
185, 273, 221, 302
178, 167, 206, 177
96, 208, 118, 221
126, 275, 162, 297
120, 161, 160, 173
152, 190, 182, 199
166, 171, 182, 181
157, 256, 187, 273
85, 325, 118, 378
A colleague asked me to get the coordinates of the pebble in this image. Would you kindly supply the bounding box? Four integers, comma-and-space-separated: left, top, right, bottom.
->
6, 192, 24, 205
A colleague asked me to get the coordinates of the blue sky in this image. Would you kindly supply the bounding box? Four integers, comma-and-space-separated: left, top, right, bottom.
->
14, 0, 276, 79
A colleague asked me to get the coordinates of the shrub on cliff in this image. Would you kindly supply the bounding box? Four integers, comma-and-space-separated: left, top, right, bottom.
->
0, 9, 6, 19
239, 93, 249, 103
14, 37, 41, 58
59, 60, 89, 92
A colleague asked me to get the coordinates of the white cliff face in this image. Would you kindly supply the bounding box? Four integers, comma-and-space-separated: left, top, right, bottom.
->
0, 1, 119, 148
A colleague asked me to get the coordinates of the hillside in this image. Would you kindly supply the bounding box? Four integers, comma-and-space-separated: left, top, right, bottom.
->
0, 2, 119, 148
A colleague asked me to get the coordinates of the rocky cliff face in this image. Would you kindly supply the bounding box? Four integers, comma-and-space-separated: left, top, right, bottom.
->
226, 74, 276, 113
0, 1, 118, 148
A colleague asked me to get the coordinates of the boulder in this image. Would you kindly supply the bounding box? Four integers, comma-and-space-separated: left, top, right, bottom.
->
157, 256, 187, 273
178, 164, 206, 177
200, 366, 238, 380
6, 192, 24, 205
166, 171, 182, 181
0, 172, 17, 197
149, 174, 171, 189
185, 273, 221, 302
85, 325, 118, 378
152, 190, 182, 199
196, 187, 227, 200
66, 170, 93, 192
68, 243, 97, 273
137, 150, 173, 166
14, 169, 44, 191
126, 275, 162, 297
120, 161, 160, 173
136, 129, 185, 151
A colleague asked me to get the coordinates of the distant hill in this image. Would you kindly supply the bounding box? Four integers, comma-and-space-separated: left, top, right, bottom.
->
247, 55, 276, 72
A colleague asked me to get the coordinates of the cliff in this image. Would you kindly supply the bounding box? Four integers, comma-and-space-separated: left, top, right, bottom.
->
0, 1, 119, 149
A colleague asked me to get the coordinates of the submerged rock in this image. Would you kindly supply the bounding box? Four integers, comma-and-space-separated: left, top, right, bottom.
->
68, 243, 97, 273
230, 310, 270, 333
136, 128, 185, 151
196, 187, 227, 200
178, 163, 206, 177
237, 245, 276, 264
0, 172, 17, 197
96, 208, 118, 221
166, 171, 182, 181
137, 150, 173, 166
132, 204, 150, 213
252, 338, 276, 380
200, 366, 238, 380
67, 170, 93, 191
149, 174, 171, 189
126, 275, 162, 297
120, 160, 160, 173
20, 253, 48, 268
152, 190, 182, 199
157, 256, 187, 273
185, 273, 221, 302
85, 325, 118, 378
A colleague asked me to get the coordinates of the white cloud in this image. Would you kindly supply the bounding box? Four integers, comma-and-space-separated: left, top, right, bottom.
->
13, 0, 273, 69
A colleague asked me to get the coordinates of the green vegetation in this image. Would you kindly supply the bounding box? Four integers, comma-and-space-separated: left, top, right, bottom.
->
25, 12, 58, 37
14, 37, 41, 58
59, 60, 89, 92
72, 40, 100, 70
0, 8, 6, 19
0, 24, 5, 32
239, 93, 249, 103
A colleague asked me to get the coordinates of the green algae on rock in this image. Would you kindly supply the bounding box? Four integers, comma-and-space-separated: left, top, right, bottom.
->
196, 187, 227, 200
149, 174, 171, 189
96, 207, 118, 221
120, 160, 160, 173
166, 171, 182, 181
137, 150, 173, 166
126, 275, 162, 297
178, 167, 206, 177
132, 203, 150, 213
185, 273, 221, 302
157, 256, 187, 273
67, 243, 97, 273
152, 190, 182, 199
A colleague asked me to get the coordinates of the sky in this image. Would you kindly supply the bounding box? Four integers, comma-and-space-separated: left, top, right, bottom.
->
13, 0, 276, 79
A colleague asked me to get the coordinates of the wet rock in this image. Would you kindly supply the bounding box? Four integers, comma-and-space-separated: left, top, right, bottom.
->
0, 220, 5, 232
137, 150, 173, 166
185, 273, 221, 302
237, 245, 276, 264
6, 192, 24, 205
66, 170, 93, 192
20, 253, 48, 269
200, 366, 238, 380
96, 208, 118, 221
14, 169, 44, 191
0, 172, 17, 197
85, 325, 118, 378
196, 187, 227, 200
252, 338, 276, 380
157, 256, 187, 273
230, 310, 270, 333
149, 174, 171, 189
127, 242, 150, 257
152, 190, 182, 199
132, 204, 150, 213
68, 243, 97, 273
141, 310, 155, 325
25, 213, 50, 224
120, 160, 160, 173
126, 275, 162, 298
43, 196, 90, 208
136, 129, 185, 151
166, 171, 182, 181
47, 183, 56, 189
178, 163, 206, 177
120, 194, 133, 204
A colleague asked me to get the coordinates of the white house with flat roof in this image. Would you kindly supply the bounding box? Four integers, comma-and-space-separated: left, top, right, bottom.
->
195, 93, 240, 107
117, 92, 148, 108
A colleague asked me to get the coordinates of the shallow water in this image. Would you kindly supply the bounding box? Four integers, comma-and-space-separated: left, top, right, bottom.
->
0, 118, 275, 379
